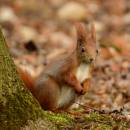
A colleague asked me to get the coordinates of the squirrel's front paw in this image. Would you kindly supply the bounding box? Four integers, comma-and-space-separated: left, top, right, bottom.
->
81, 79, 90, 94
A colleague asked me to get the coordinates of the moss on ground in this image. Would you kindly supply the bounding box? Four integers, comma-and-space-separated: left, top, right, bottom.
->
84, 112, 130, 130
45, 111, 130, 130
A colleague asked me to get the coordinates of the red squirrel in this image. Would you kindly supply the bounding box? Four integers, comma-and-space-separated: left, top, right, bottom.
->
17, 23, 98, 111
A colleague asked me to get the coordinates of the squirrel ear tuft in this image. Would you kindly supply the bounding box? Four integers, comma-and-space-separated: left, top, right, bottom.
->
75, 22, 87, 41
90, 23, 96, 43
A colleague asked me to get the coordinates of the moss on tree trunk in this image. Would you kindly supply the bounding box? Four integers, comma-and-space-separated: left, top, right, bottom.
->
0, 29, 44, 129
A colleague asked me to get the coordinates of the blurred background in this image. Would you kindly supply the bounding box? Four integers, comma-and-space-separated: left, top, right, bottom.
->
0, 0, 130, 113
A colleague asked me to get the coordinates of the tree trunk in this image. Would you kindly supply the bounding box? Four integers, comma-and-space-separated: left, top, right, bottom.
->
0, 28, 72, 130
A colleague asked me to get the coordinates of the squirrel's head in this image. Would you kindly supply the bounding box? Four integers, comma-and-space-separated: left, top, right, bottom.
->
75, 22, 98, 64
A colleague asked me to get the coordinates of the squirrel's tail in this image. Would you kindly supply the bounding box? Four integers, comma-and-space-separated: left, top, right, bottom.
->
17, 67, 35, 94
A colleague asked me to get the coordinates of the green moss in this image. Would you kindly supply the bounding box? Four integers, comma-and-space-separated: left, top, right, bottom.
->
84, 112, 130, 129
42, 111, 73, 124
86, 112, 111, 121
96, 124, 112, 130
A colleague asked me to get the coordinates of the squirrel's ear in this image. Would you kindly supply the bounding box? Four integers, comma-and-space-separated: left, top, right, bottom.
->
90, 23, 96, 43
75, 22, 87, 42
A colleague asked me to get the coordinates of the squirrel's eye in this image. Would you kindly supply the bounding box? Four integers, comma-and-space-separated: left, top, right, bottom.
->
81, 47, 85, 52
96, 50, 98, 54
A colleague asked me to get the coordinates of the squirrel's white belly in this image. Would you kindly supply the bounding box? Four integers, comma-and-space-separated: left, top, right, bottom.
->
58, 63, 90, 108
76, 63, 90, 83
58, 85, 76, 108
